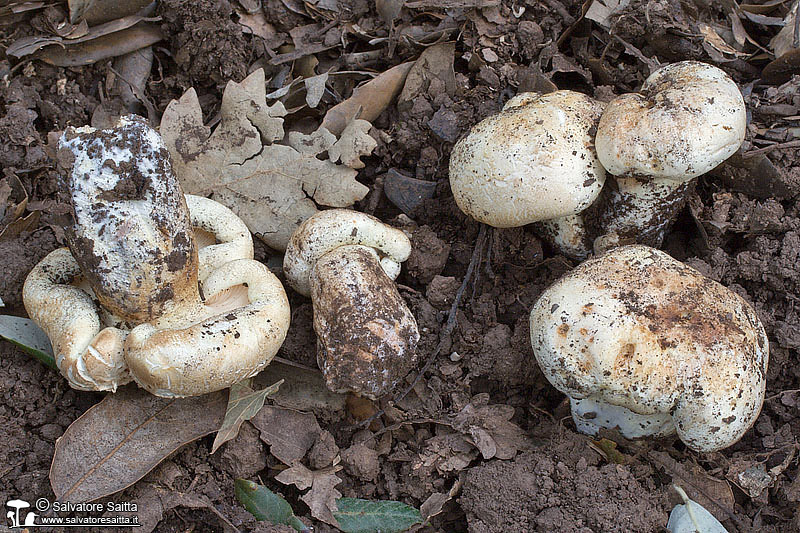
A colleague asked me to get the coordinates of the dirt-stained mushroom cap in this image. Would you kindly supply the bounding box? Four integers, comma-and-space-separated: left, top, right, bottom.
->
529, 245, 768, 453
58, 115, 197, 323
284, 209, 412, 297
448, 90, 606, 228
595, 61, 746, 181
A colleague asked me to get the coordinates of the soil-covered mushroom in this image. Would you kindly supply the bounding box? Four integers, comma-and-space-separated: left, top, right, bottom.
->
529, 245, 768, 453
23, 115, 290, 397
284, 209, 419, 399
448, 90, 606, 259
594, 61, 746, 247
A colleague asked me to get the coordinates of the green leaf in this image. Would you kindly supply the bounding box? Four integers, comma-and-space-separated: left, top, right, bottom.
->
0, 315, 57, 370
334, 498, 423, 533
235, 479, 309, 532
211, 378, 283, 453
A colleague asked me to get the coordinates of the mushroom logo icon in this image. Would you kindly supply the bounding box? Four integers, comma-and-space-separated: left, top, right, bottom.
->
6, 499, 37, 528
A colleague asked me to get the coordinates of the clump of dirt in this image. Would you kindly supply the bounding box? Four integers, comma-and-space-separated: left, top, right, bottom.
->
159, 0, 249, 88
0, 229, 58, 309
460, 428, 670, 532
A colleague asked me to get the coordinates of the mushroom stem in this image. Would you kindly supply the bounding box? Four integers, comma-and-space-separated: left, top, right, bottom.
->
310, 244, 419, 399
535, 214, 593, 260
125, 259, 291, 397
597, 175, 693, 248
570, 396, 675, 439
22, 248, 130, 391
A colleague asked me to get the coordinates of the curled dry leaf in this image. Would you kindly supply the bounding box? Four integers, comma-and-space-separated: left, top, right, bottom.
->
275, 463, 343, 527
211, 378, 283, 454
50, 386, 227, 503
447, 401, 534, 460
161, 68, 371, 250
254, 359, 347, 414
321, 61, 414, 136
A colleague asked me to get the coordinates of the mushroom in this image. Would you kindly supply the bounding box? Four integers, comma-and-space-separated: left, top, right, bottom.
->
448, 90, 606, 259
529, 245, 768, 452
23, 115, 290, 397
594, 61, 746, 247
283, 209, 419, 399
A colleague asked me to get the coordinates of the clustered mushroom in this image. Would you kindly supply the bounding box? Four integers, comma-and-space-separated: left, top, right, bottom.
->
449, 61, 767, 451
23, 116, 290, 397
449, 90, 606, 259
594, 61, 747, 247
529, 245, 768, 452
283, 209, 419, 399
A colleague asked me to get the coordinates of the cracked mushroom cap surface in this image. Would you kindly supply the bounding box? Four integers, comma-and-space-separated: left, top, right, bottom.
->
529, 245, 768, 452
448, 90, 606, 228
595, 61, 746, 181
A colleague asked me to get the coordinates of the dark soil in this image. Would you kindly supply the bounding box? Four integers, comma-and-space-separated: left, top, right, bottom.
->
1, 0, 799, 532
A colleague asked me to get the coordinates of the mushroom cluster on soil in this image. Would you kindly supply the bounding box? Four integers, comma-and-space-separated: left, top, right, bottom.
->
24, 116, 291, 397
283, 209, 419, 399
450, 61, 767, 451
449, 60, 747, 256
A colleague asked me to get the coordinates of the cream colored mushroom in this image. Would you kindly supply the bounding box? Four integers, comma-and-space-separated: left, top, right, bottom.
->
24, 115, 289, 396
595, 61, 746, 247
448, 90, 606, 259
529, 245, 768, 453
284, 209, 419, 399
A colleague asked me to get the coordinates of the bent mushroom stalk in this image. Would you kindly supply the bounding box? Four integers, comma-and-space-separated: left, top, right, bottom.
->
23, 115, 290, 397
448, 90, 606, 259
529, 245, 769, 453
283, 209, 419, 399
594, 61, 747, 248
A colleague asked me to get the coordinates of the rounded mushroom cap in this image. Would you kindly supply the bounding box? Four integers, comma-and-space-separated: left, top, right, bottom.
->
529, 245, 768, 452
57, 115, 198, 323
448, 90, 606, 228
595, 61, 746, 181
283, 209, 412, 297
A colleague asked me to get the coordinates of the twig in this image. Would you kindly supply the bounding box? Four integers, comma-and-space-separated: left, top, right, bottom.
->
356, 224, 490, 429
742, 139, 800, 158
765, 388, 800, 402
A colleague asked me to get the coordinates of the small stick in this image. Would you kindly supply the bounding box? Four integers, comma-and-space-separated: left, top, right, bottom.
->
356, 224, 490, 429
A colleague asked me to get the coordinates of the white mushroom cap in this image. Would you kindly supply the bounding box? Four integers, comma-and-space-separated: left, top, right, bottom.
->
125, 259, 291, 397
595, 61, 746, 181
283, 209, 412, 297
448, 90, 606, 228
529, 245, 768, 453
23, 248, 130, 392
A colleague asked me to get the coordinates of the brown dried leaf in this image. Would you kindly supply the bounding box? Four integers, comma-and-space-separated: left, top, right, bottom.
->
254, 360, 347, 414
251, 406, 322, 465
36, 24, 164, 67
0, 210, 41, 242
50, 386, 227, 503
161, 69, 369, 250
211, 378, 283, 454
120, 482, 235, 533
321, 61, 414, 136
398, 43, 456, 108
276, 463, 343, 526
650, 451, 735, 516
448, 401, 534, 460
287, 127, 337, 155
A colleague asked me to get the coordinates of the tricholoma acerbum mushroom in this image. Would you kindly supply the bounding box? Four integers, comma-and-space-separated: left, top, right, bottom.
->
529, 245, 768, 453
595, 61, 746, 247
23, 116, 291, 397
283, 209, 419, 399
448, 90, 606, 259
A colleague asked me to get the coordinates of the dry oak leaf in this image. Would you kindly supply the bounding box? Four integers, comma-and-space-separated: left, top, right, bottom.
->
328, 119, 378, 170
160, 68, 369, 251
276, 463, 343, 527
251, 405, 322, 466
